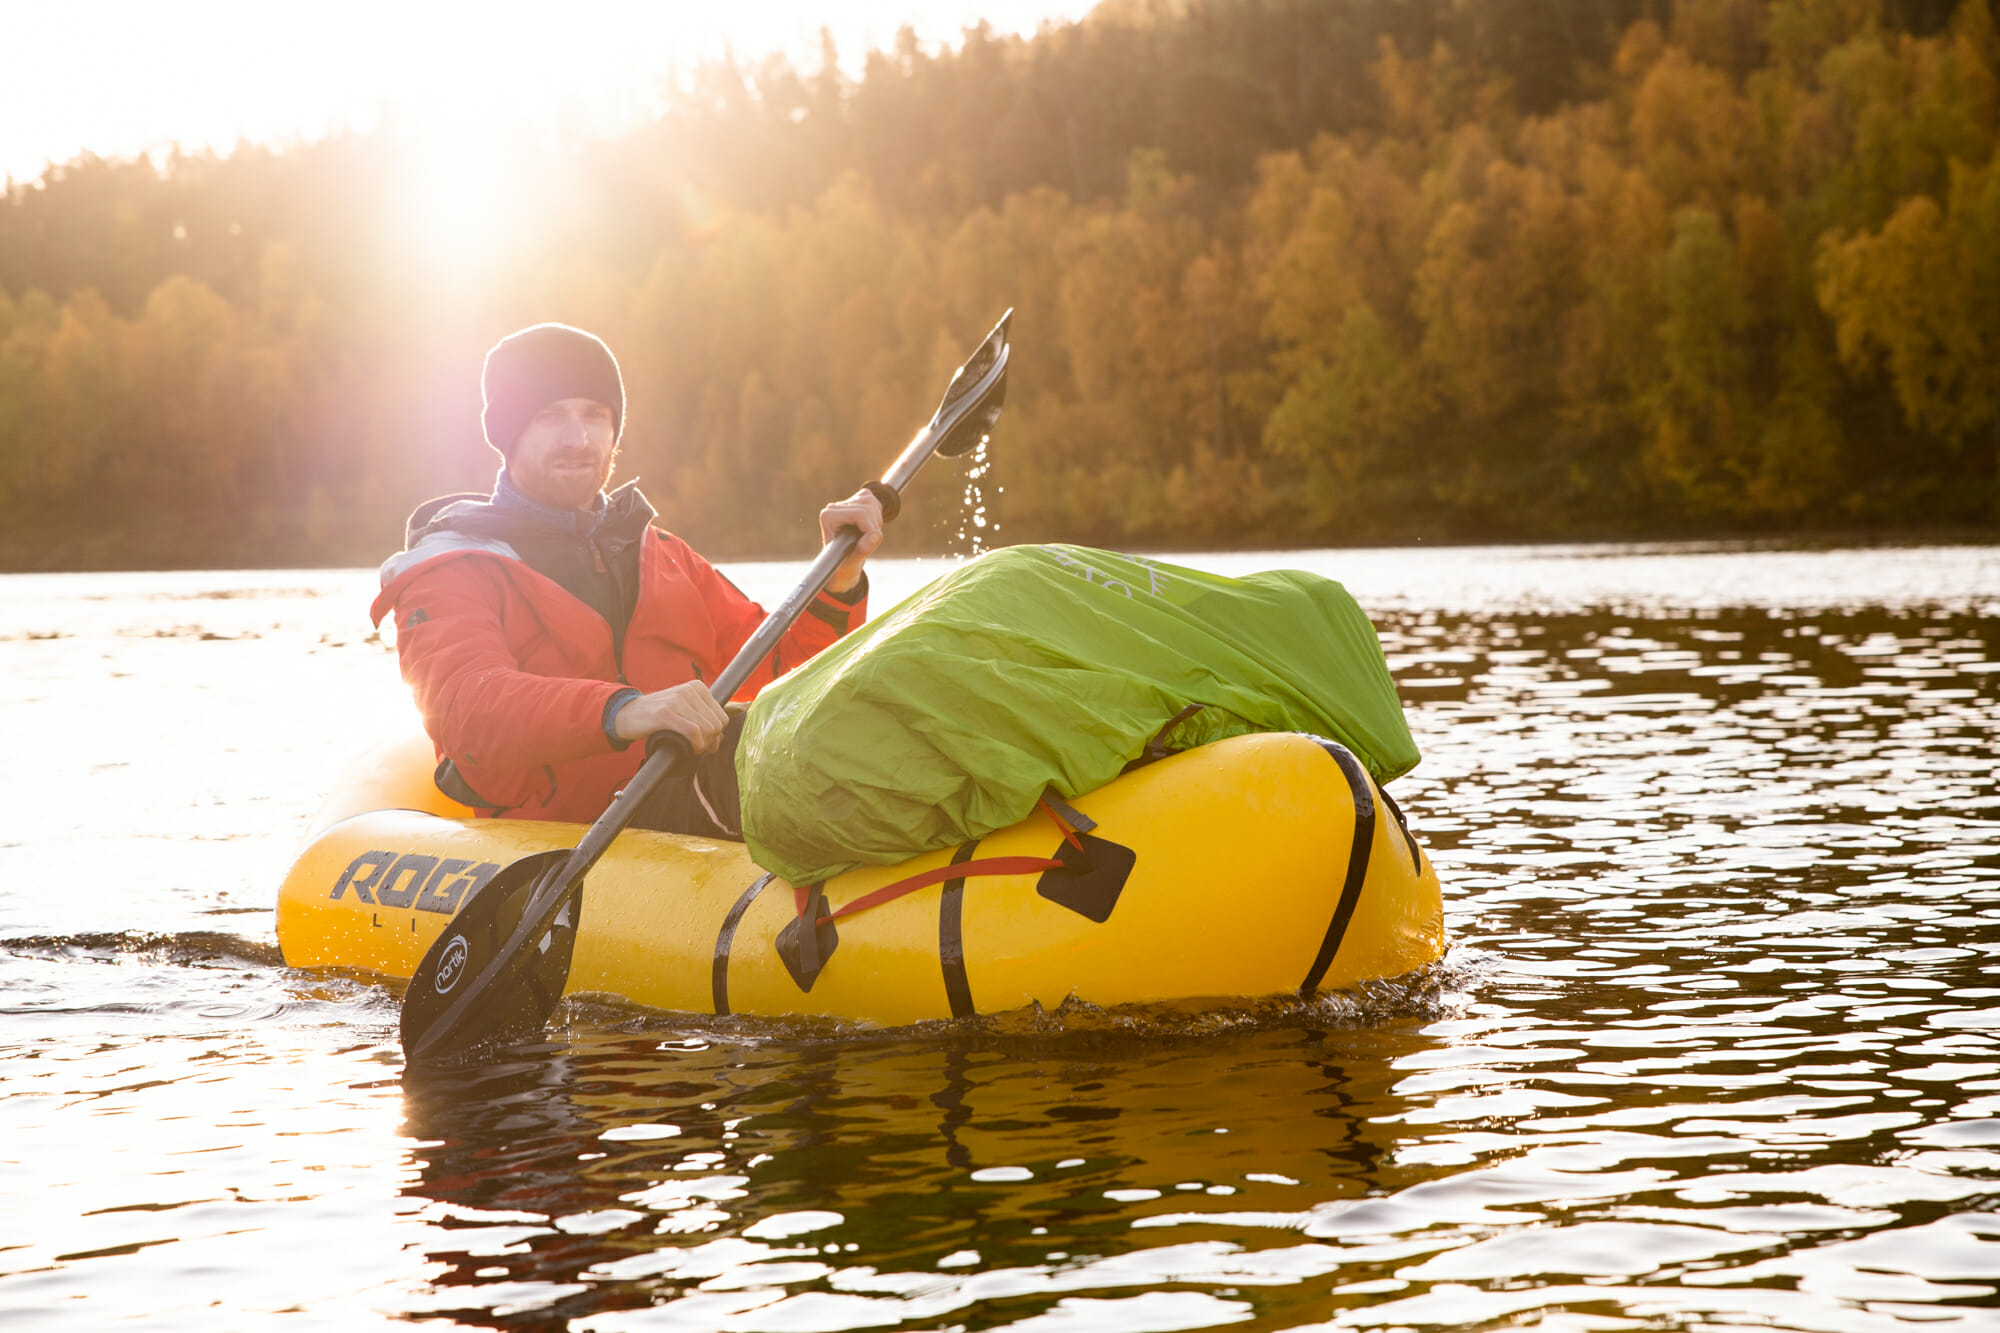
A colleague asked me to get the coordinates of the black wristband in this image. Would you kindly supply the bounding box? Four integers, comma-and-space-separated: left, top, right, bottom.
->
601, 687, 643, 750
862, 479, 901, 522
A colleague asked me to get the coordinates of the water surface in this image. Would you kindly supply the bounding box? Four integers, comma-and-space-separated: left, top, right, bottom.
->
3, 542, 1997, 1330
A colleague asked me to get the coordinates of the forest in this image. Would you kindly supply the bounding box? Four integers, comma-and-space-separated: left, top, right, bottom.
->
0, 0, 1995, 569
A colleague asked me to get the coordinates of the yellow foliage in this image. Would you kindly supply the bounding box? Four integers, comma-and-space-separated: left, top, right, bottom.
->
1817, 159, 2000, 444
3, 0, 1997, 564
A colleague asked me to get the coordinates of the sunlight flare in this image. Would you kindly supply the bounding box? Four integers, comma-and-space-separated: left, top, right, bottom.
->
385, 117, 540, 284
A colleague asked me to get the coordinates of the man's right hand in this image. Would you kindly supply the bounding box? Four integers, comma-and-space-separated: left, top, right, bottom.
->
613, 680, 730, 753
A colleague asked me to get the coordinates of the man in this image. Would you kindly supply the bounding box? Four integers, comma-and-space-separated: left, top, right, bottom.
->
369, 322, 884, 836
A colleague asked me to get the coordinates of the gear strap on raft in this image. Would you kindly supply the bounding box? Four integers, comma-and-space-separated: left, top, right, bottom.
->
794, 854, 1064, 926
790, 791, 1098, 928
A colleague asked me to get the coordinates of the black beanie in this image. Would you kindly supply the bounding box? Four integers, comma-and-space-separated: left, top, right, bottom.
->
480, 323, 625, 456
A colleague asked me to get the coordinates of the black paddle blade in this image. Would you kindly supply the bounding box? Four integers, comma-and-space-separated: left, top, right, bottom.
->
400, 849, 582, 1063
935, 310, 1012, 457
937, 379, 1007, 458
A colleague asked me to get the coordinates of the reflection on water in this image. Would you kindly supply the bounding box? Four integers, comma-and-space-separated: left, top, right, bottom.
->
392, 1013, 1449, 1331
1, 543, 1997, 1330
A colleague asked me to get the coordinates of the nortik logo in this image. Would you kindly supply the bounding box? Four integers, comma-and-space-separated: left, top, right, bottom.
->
434, 935, 470, 994
329, 851, 502, 914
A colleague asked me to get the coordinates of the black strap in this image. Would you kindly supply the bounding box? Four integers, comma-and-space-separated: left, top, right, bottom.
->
1122, 704, 1207, 773
937, 841, 981, 1018
1377, 785, 1423, 874
712, 873, 773, 1015
862, 479, 902, 523
433, 757, 498, 810
1039, 788, 1097, 835
1300, 740, 1376, 995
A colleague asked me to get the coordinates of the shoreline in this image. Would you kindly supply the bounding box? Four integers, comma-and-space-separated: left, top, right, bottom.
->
6, 523, 1999, 578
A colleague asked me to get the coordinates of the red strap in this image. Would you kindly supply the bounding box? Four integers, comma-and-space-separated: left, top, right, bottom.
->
1037, 795, 1088, 854
801, 855, 1064, 926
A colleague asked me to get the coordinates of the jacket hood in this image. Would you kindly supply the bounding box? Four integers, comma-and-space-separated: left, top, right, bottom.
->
403, 479, 657, 549
372, 480, 657, 621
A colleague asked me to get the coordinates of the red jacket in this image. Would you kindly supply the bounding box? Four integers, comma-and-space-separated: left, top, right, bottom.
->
369, 508, 862, 824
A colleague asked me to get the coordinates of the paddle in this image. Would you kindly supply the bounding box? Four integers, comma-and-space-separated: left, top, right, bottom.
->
400, 310, 1014, 1062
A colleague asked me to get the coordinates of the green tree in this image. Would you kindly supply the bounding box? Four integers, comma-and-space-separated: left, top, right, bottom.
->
1647, 205, 1754, 510
1817, 158, 2000, 448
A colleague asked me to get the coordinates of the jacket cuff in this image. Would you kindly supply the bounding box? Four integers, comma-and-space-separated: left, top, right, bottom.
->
826, 571, 867, 605
807, 573, 866, 635
602, 687, 643, 750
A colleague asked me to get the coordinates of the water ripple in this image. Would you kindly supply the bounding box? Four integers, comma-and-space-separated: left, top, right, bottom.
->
4, 548, 1999, 1330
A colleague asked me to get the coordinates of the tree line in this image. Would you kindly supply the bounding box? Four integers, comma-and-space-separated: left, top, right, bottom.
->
1, 0, 1995, 570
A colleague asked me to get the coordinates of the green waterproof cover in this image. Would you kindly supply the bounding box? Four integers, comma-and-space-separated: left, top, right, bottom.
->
735, 544, 1418, 885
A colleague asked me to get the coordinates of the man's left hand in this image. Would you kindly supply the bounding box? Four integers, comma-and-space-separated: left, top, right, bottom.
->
819, 488, 885, 595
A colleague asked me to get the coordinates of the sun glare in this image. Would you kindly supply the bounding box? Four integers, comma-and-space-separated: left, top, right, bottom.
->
386, 118, 536, 285
2, 2, 1096, 186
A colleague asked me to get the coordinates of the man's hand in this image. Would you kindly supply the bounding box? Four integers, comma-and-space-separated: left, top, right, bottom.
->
819, 487, 886, 595
613, 680, 730, 753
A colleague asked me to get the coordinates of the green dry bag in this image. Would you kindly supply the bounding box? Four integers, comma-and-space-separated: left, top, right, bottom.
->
735, 544, 1418, 885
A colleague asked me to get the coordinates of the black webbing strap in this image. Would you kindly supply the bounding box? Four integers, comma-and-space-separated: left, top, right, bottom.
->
1300, 740, 1376, 995
937, 841, 981, 1018
712, 873, 774, 1015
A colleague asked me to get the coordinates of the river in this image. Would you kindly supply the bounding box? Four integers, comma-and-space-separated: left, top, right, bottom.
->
2, 541, 1997, 1331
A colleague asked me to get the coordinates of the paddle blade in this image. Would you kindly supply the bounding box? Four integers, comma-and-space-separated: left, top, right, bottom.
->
934, 310, 1012, 457
936, 378, 1007, 459
400, 849, 583, 1063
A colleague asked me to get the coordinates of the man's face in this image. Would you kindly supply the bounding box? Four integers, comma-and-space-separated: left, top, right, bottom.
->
508, 397, 618, 512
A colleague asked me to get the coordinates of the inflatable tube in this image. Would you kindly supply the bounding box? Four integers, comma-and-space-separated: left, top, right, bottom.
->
276, 731, 1447, 1025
